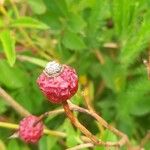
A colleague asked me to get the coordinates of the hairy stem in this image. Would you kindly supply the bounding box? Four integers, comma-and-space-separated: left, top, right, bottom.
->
62, 101, 99, 144
69, 101, 130, 147
46, 101, 130, 147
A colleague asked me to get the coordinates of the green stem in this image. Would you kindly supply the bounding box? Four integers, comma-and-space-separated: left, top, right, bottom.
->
9, 0, 19, 18
17, 54, 48, 67
0, 122, 18, 129
0, 121, 66, 138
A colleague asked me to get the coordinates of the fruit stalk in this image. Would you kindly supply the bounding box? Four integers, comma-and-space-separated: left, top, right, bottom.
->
62, 100, 99, 144
33, 112, 49, 127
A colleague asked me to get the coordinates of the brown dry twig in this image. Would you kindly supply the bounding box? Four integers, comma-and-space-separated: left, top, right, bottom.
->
69, 101, 129, 148
66, 143, 94, 150
103, 42, 118, 49
46, 101, 130, 148
0, 87, 66, 138
95, 80, 105, 98
94, 49, 105, 65
1, 87, 149, 149
143, 51, 150, 80
0, 86, 30, 117
62, 101, 100, 144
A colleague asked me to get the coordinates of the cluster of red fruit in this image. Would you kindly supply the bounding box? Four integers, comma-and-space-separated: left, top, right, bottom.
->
19, 61, 78, 143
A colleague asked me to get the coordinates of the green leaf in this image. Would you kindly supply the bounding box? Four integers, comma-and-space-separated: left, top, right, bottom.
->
0, 60, 28, 89
67, 13, 86, 33
94, 130, 117, 150
12, 72, 43, 113
8, 140, 20, 150
0, 30, 16, 66
38, 11, 62, 30
17, 55, 47, 67
28, 0, 46, 14
145, 142, 150, 150
118, 77, 150, 117
102, 129, 118, 142
73, 0, 96, 11
43, 0, 68, 17
11, 17, 49, 29
112, 0, 139, 38
39, 136, 59, 150
131, 98, 150, 116
86, 0, 107, 47
64, 120, 79, 147
0, 98, 7, 114
118, 2, 150, 67
99, 57, 126, 92
62, 31, 86, 51
119, 21, 150, 67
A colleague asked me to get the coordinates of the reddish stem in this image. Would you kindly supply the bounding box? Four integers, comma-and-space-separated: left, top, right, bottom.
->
62, 100, 99, 144
33, 112, 49, 127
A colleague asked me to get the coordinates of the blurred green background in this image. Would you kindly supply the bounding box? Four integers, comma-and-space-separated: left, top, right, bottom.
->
0, 0, 150, 149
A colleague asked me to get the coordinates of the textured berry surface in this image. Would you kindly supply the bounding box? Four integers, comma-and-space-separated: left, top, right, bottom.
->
19, 116, 43, 143
37, 64, 78, 104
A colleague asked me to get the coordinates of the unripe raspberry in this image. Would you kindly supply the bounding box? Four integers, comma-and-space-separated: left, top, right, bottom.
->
37, 61, 78, 104
19, 115, 44, 143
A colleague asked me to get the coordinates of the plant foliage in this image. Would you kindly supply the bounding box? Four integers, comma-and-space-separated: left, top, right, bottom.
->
0, 0, 150, 149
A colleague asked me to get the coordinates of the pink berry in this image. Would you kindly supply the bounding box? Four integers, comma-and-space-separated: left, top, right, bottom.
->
37, 61, 78, 104
19, 115, 44, 143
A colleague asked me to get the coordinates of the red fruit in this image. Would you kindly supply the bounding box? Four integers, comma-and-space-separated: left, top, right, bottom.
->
19, 115, 44, 143
37, 61, 78, 104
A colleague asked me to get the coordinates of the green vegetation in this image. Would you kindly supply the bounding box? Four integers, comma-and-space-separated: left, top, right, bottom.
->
0, 0, 150, 149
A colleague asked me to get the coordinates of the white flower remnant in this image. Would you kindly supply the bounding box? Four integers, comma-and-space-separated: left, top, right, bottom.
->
44, 61, 62, 76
